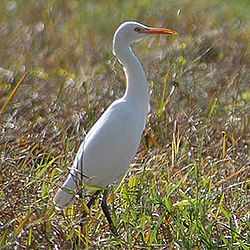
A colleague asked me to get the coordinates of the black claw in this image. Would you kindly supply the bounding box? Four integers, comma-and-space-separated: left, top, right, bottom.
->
109, 223, 118, 236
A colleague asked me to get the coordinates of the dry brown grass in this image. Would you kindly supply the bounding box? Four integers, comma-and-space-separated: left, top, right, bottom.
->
0, 0, 249, 248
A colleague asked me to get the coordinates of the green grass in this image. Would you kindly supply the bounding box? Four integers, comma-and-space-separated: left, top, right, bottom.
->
0, 0, 249, 249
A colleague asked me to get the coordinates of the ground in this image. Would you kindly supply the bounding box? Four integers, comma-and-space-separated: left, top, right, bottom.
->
0, 0, 249, 249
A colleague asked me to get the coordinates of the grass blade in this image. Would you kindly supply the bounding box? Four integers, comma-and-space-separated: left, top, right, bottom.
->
0, 73, 27, 114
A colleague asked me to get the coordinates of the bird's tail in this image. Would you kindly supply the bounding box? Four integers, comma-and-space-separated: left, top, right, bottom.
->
53, 171, 78, 209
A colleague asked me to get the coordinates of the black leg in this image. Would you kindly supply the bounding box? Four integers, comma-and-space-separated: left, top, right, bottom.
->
101, 190, 117, 234
75, 191, 101, 248
86, 190, 100, 209
80, 190, 100, 226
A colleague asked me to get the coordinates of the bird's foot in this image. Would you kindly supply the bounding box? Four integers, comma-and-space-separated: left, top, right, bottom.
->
109, 223, 118, 236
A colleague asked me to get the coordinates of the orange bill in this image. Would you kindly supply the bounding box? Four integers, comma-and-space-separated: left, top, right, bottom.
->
142, 27, 177, 35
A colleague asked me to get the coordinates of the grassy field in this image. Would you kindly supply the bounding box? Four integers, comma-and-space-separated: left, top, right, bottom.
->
0, 0, 249, 249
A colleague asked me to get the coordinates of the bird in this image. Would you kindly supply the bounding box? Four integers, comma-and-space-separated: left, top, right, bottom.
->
53, 21, 177, 232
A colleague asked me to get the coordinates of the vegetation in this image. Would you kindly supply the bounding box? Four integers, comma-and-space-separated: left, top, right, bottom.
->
0, 0, 249, 248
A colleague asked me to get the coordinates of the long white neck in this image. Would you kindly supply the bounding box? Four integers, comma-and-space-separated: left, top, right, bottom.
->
113, 41, 149, 106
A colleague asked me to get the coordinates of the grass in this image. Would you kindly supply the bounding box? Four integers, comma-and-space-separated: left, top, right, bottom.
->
0, 0, 249, 249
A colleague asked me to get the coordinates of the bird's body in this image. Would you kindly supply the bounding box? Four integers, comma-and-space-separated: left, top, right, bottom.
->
53, 21, 176, 229
75, 97, 147, 187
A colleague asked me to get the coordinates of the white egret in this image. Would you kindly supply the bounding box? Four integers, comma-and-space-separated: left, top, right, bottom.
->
53, 21, 177, 232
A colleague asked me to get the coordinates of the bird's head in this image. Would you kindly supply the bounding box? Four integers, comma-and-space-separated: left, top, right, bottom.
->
113, 21, 177, 55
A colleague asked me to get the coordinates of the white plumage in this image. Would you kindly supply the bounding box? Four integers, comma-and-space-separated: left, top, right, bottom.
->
53, 22, 177, 217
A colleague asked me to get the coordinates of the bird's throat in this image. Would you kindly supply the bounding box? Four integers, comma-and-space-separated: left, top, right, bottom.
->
115, 43, 149, 103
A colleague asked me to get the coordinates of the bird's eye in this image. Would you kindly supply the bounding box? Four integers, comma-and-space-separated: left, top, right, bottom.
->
134, 27, 141, 33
